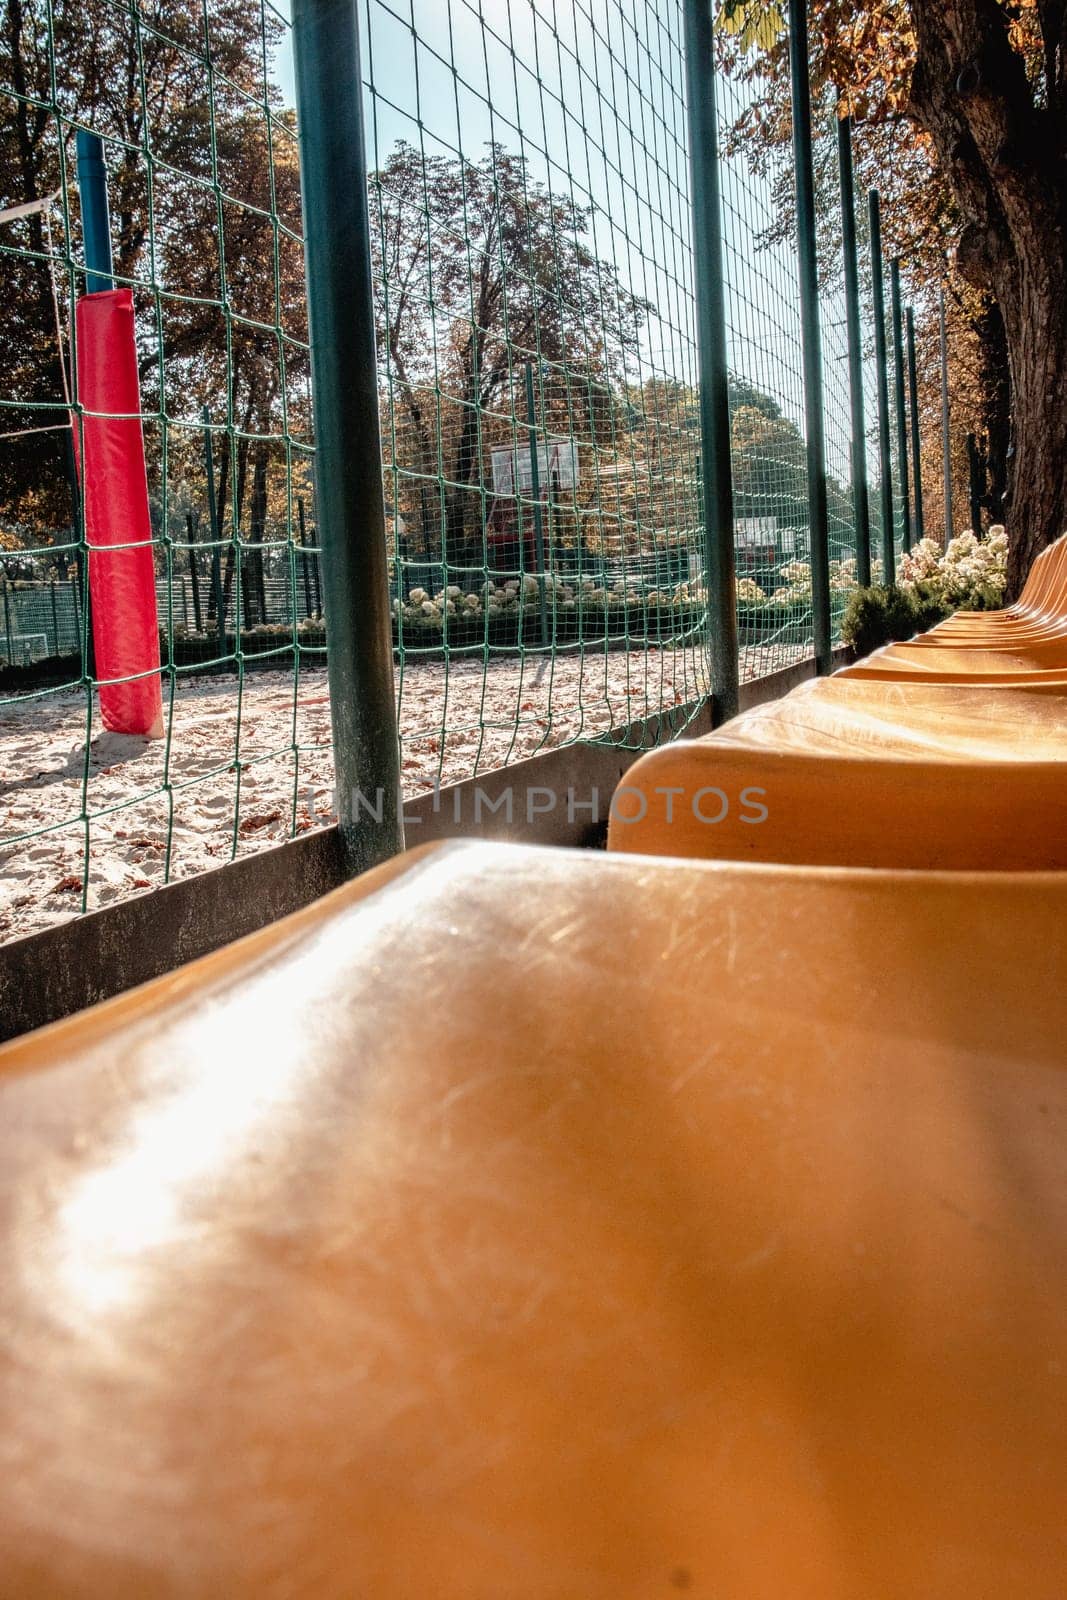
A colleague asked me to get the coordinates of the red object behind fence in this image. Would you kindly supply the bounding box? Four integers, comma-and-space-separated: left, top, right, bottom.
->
74, 288, 163, 738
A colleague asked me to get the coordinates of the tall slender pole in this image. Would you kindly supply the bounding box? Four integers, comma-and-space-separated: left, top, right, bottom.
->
905, 305, 924, 542
74, 131, 114, 294
889, 257, 912, 552
868, 192, 895, 583
939, 285, 953, 544
788, 0, 832, 672
186, 511, 203, 634
292, 0, 403, 869
202, 408, 227, 660
523, 360, 550, 649
682, 0, 738, 722
297, 497, 315, 618
967, 432, 985, 536
836, 113, 870, 587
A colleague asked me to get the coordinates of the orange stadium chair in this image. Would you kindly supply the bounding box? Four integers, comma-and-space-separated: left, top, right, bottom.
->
607, 676, 1067, 867
0, 839, 1065, 1599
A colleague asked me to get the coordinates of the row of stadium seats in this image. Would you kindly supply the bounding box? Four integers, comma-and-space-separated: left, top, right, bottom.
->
1, 544, 1065, 1595
848, 532, 1067, 681
609, 534, 1067, 868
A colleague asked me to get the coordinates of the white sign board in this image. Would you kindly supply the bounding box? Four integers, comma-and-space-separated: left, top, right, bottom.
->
491, 439, 579, 496
735, 516, 778, 548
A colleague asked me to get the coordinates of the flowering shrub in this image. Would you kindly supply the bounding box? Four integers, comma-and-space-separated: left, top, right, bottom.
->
842, 527, 1008, 657
897, 526, 1008, 611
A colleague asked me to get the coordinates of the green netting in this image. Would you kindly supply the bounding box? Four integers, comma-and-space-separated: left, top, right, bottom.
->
1, 0, 880, 944
367, 0, 710, 791
811, 106, 863, 630
0, 0, 318, 941
715, 51, 866, 664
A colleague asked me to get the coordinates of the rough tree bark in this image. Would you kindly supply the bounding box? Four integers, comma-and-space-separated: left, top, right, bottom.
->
910, 0, 1067, 593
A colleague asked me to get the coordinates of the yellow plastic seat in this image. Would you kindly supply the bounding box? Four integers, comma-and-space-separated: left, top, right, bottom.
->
839, 645, 1067, 686
607, 677, 1067, 867
1, 840, 1065, 1598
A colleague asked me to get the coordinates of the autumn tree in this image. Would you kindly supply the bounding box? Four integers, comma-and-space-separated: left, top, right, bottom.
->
717, 0, 1067, 591
371, 140, 652, 567
0, 0, 306, 588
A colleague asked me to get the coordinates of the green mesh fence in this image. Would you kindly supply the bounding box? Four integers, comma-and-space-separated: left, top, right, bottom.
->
812, 106, 863, 630
0, 0, 877, 945
716, 62, 869, 655
0, 0, 320, 943
367, 0, 710, 791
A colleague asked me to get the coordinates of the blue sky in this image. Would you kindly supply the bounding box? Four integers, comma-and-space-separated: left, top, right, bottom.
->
272, 0, 854, 478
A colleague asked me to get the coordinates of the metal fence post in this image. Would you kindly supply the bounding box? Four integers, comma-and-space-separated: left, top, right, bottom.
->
836, 112, 871, 587
967, 432, 985, 536
187, 512, 203, 634
905, 305, 924, 542
889, 257, 912, 552
523, 360, 550, 649
201, 408, 228, 659
788, 0, 832, 673
292, 0, 403, 870
681, 0, 738, 722
868, 192, 895, 583
939, 286, 953, 544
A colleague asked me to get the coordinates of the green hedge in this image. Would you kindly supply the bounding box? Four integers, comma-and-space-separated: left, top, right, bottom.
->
841, 584, 951, 657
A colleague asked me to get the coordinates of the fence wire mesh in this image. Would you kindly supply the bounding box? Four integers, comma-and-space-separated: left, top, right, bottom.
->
1, 0, 881, 943
1, 0, 322, 941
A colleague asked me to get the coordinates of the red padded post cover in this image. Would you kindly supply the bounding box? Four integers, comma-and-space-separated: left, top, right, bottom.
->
74, 288, 163, 737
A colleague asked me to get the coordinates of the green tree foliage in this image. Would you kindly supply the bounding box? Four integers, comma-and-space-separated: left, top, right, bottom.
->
370, 140, 652, 566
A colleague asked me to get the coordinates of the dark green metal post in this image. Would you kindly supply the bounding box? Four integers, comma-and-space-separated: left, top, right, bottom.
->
939, 286, 953, 544
201, 408, 227, 659
292, 0, 403, 869
868, 192, 895, 583
682, 0, 738, 722
186, 512, 203, 634
837, 112, 871, 586
967, 432, 985, 536
788, 0, 832, 672
524, 360, 550, 649
905, 305, 924, 542
889, 257, 911, 552
298, 498, 315, 618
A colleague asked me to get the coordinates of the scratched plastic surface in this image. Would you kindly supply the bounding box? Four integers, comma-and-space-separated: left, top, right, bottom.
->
1, 840, 1065, 1597
608, 677, 1067, 867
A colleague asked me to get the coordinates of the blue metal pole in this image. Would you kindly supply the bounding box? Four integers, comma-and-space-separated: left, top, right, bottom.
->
75, 130, 114, 293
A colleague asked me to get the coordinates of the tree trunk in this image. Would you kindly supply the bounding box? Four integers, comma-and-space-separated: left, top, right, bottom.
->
910, 0, 1067, 595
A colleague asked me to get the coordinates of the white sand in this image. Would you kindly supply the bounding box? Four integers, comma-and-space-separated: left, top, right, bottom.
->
0, 641, 806, 944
